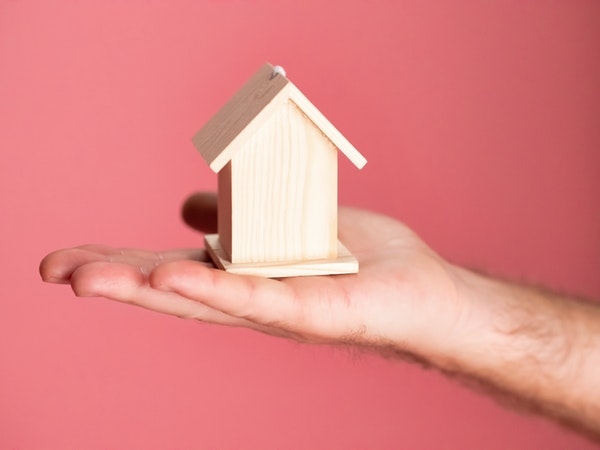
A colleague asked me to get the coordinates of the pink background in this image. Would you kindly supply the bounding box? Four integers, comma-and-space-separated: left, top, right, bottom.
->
1, 1, 599, 448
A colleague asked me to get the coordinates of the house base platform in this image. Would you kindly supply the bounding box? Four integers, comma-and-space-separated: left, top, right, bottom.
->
204, 234, 358, 278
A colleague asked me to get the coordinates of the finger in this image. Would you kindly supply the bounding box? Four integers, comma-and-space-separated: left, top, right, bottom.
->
74, 246, 209, 262
93, 248, 209, 268
40, 246, 209, 284
149, 261, 306, 331
73, 244, 119, 255
70, 261, 257, 327
40, 248, 109, 284
181, 192, 218, 233
103, 248, 211, 276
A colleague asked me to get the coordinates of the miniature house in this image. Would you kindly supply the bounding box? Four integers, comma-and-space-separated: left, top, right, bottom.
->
192, 63, 366, 277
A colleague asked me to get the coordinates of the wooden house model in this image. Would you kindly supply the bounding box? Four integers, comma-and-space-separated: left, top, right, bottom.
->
192, 63, 367, 277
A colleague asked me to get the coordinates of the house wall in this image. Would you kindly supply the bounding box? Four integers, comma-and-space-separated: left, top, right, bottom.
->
229, 100, 338, 264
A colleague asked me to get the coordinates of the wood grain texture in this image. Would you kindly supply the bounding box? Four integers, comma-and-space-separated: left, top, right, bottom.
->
205, 234, 358, 278
192, 62, 289, 172
191, 62, 367, 172
217, 162, 233, 260
287, 85, 367, 169
194, 62, 367, 276
228, 99, 338, 264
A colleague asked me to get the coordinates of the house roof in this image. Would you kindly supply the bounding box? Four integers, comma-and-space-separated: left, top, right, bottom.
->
192, 63, 367, 173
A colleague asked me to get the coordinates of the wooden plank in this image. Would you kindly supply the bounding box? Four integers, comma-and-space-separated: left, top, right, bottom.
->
192, 63, 289, 172
217, 162, 233, 260
229, 100, 338, 264
194, 63, 366, 276
287, 85, 367, 169
205, 234, 358, 278
192, 62, 367, 173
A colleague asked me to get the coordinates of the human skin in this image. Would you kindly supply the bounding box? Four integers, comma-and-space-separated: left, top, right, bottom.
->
40, 192, 600, 442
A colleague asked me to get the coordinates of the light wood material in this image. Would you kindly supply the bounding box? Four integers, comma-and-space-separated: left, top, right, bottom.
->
192, 63, 290, 173
192, 63, 367, 172
285, 84, 367, 170
224, 99, 338, 264
217, 162, 233, 260
204, 234, 358, 277
192, 62, 367, 277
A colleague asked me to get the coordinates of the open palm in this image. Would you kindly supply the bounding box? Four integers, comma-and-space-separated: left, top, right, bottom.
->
40, 192, 463, 357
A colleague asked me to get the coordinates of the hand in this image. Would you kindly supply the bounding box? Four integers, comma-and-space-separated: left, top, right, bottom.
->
38, 192, 600, 438
40, 192, 466, 362
39, 192, 600, 439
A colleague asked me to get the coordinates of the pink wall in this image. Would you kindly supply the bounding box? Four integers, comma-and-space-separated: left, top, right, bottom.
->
1, 1, 599, 448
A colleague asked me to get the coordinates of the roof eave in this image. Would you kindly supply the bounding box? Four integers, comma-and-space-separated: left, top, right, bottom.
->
287, 84, 367, 170
193, 63, 367, 173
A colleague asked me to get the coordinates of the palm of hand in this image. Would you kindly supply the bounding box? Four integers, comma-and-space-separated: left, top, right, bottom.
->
40, 193, 461, 354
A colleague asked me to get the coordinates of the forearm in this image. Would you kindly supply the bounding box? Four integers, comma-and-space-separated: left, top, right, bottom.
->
438, 267, 600, 438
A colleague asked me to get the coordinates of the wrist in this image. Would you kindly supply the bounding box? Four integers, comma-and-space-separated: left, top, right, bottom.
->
420, 265, 515, 372
440, 266, 568, 376
438, 266, 600, 431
